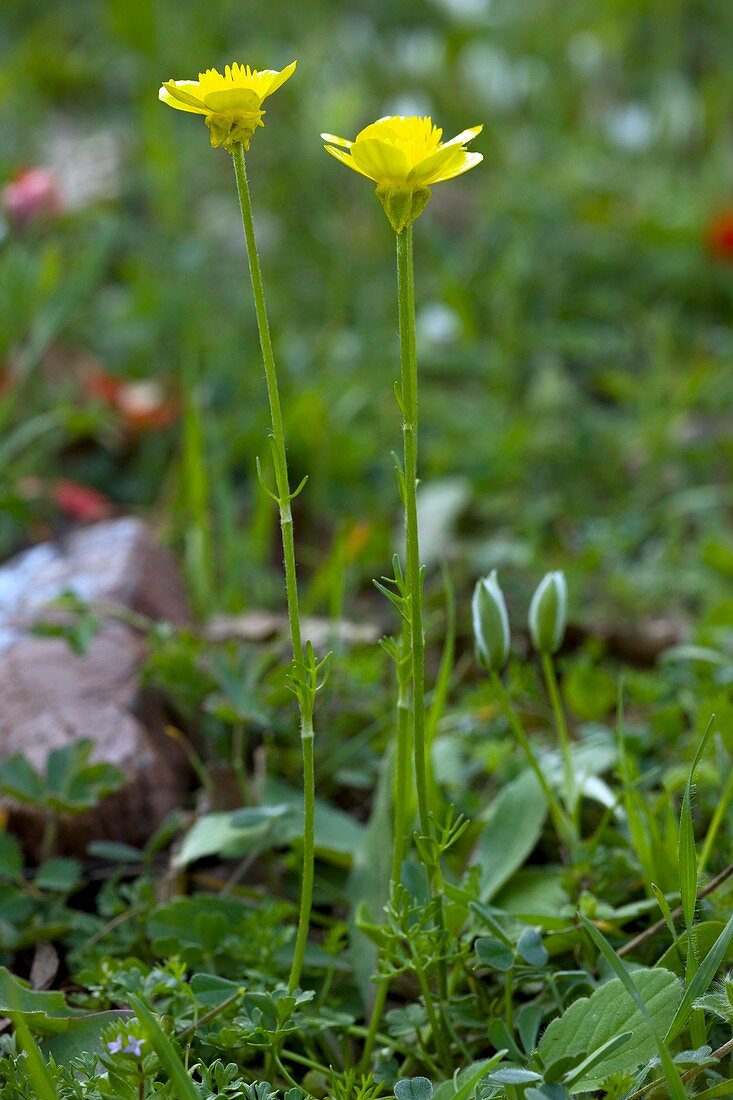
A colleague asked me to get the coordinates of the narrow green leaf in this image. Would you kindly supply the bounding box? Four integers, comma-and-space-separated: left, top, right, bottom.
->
665, 912, 733, 1043
129, 993, 201, 1100
11, 1014, 60, 1100
578, 915, 686, 1100
562, 1032, 632, 1087
650, 883, 678, 943
678, 717, 714, 952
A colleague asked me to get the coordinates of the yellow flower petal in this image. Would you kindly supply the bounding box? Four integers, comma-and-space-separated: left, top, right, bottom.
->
158, 60, 296, 150
321, 113, 484, 227
202, 87, 262, 114
407, 145, 467, 187
263, 60, 297, 98
350, 139, 411, 185
442, 125, 483, 148
159, 82, 208, 113
320, 132, 352, 149
432, 150, 483, 181
323, 144, 374, 179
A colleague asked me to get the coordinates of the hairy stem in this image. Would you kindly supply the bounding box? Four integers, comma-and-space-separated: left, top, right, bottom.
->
396, 226, 429, 836
231, 144, 314, 992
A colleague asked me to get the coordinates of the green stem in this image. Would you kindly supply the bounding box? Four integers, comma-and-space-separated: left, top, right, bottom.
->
359, 978, 389, 1071
231, 143, 314, 993
40, 811, 58, 862
411, 948, 451, 1067
490, 671, 576, 853
232, 721, 249, 805
232, 144, 303, 666
392, 640, 412, 883
289, 720, 315, 991
541, 652, 577, 820
396, 226, 429, 837
396, 227, 449, 1001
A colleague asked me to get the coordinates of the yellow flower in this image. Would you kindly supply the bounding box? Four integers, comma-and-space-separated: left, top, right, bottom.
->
159, 60, 297, 152
321, 115, 483, 231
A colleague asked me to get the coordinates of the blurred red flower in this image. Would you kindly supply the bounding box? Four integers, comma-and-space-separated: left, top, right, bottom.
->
83, 369, 178, 433
53, 479, 113, 523
2, 167, 63, 228
706, 208, 733, 260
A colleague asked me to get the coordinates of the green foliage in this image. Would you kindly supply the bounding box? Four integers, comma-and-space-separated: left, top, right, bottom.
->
1, 1, 733, 1098
0, 741, 124, 816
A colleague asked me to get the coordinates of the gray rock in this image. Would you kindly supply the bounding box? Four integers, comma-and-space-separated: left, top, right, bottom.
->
0, 518, 191, 856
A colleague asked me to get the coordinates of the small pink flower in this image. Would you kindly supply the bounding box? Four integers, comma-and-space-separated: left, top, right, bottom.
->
2, 167, 63, 228
53, 479, 113, 523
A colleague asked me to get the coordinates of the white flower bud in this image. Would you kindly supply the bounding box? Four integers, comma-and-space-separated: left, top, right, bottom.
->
528, 571, 567, 655
472, 571, 511, 672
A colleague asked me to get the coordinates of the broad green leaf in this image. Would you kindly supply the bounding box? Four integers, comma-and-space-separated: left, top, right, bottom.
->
189, 973, 245, 1008
173, 805, 292, 868
537, 966, 682, 1093
43, 1011, 134, 1065
264, 778, 365, 865
516, 927, 549, 967
35, 858, 82, 893
494, 867, 569, 922
0, 755, 46, 807
347, 748, 392, 1006
394, 1077, 434, 1100
473, 769, 547, 901
476, 937, 514, 971
45, 741, 124, 812
0, 967, 80, 1035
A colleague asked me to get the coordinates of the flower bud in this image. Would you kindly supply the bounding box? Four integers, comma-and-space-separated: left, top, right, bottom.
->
528, 571, 567, 655
472, 571, 511, 672
375, 184, 431, 233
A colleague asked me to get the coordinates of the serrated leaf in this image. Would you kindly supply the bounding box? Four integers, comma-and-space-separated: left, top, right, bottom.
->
537, 967, 682, 1092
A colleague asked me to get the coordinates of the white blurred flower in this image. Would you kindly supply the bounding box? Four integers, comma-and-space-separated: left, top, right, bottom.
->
461, 42, 546, 110
566, 32, 605, 75
417, 302, 461, 347
604, 103, 655, 150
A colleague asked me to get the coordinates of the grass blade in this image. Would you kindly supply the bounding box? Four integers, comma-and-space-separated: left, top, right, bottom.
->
129, 993, 201, 1100
665, 912, 733, 1044
11, 1014, 60, 1100
578, 913, 686, 1100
